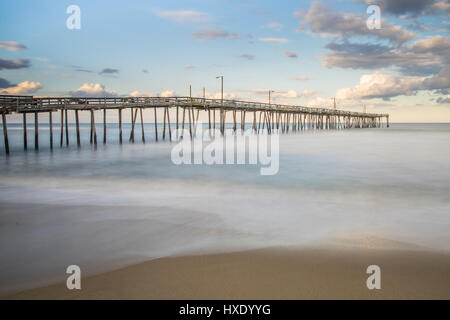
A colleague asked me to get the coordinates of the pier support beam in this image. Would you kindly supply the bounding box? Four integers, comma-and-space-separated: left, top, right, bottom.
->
65, 109, 69, 146
49, 111, 53, 150
75, 110, 80, 147
34, 112, 39, 151
60, 110, 64, 147
118, 108, 123, 144
103, 109, 107, 144
23, 113, 27, 150
140, 108, 145, 143
154, 107, 158, 141
166, 107, 172, 142
90, 109, 97, 146
2, 113, 9, 155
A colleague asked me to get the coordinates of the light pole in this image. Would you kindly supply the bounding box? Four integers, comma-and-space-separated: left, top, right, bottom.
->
216, 76, 223, 105
269, 90, 275, 105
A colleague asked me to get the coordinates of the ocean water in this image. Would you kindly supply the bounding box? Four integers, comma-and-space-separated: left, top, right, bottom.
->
0, 123, 450, 294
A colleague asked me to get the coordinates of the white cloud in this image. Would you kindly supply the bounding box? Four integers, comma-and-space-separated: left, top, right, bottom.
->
130, 90, 152, 97
294, 2, 416, 45
184, 65, 195, 69
159, 90, 175, 97
0, 81, 42, 94
155, 10, 209, 23
335, 72, 424, 100
259, 37, 288, 44
70, 83, 117, 97
0, 41, 26, 51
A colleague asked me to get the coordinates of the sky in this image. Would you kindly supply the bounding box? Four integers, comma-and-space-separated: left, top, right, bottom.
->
0, 0, 449, 122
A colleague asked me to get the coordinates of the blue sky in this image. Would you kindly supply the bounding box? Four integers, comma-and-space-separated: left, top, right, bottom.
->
1, 0, 449, 121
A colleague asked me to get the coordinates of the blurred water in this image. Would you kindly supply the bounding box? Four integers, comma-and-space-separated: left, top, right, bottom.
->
0, 123, 450, 294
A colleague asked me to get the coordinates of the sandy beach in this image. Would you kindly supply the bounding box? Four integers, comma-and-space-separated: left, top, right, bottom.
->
4, 245, 450, 300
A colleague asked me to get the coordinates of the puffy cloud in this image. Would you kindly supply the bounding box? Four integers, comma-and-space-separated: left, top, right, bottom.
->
284, 51, 297, 58
258, 37, 288, 44
0, 58, 30, 70
70, 83, 117, 97
423, 65, 450, 91
155, 10, 209, 23
192, 30, 239, 40
0, 81, 43, 94
411, 35, 450, 55
240, 54, 254, 60
0, 41, 26, 51
323, 35, 450, 76
159, 90, 175, 97
336, 65, 450, 101
294, 2, 416, 45
130, 90, 152, 97
336, 72, 424, 100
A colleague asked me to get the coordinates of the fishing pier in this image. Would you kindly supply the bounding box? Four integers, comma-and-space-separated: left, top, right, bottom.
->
0, 95, 389, 154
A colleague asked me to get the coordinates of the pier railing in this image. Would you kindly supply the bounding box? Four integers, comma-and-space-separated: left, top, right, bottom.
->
0, 95, 387, 118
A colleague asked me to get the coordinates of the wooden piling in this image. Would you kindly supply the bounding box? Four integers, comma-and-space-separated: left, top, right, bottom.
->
65, 109, 69, 146
166, 107, 172, 142
75, 110, 80, 147
61, 109, 64, 147
34, 112, 39, 150
188, 106, 193, 138
129, 108, 138, 143
23, 113, 27, 150
176, 106, 179, 130
119, 108, 123, 144
90, 109, 97, 145
103, 109, 107, 144
154, 107, 158, 141
140, 108, 145, 143
2, 113, 9, 155
162, 107, 167, 140
49, 111, 53, 150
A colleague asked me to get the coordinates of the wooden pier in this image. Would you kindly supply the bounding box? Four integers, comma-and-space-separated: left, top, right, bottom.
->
0, 95, 389, 155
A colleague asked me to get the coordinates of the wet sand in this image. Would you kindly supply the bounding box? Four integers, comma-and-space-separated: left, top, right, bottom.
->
4, 246, 450, 299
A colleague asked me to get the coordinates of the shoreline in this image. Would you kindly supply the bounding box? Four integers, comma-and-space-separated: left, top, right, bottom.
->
4, 245, 450, 300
